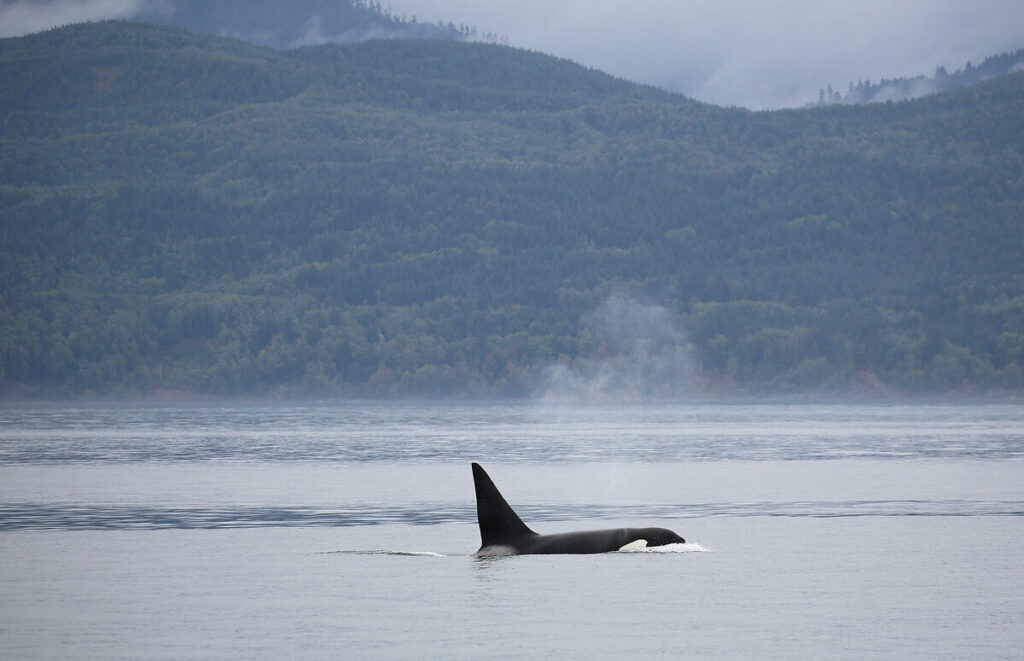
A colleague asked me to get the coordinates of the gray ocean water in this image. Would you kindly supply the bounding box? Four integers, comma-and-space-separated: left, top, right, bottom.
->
1, 402, 1022, 660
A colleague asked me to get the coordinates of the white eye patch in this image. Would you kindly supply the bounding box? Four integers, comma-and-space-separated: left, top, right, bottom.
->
618, 539, 648, 551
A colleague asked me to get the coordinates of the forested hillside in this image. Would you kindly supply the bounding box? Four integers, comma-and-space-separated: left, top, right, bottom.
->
1, 22, 1022, 398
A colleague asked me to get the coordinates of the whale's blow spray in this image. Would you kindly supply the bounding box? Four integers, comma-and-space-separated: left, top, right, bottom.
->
541, 291, 696, 401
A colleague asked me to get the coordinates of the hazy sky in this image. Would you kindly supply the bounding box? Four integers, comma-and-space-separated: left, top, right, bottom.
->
3, 0, 1023, 108
388, 0, 1024, 108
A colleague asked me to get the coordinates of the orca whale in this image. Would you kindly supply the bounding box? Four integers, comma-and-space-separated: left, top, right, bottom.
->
472, 462, 685, 555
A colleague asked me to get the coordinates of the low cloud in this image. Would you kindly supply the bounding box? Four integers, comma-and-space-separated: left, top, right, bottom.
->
390, 0, 1024, 109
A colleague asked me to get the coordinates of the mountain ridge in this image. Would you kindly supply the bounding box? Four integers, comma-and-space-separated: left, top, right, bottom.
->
1, 22, 1022, 398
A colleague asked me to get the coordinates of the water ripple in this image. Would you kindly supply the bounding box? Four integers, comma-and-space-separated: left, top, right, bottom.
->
1, 403, 1022, 464
2, 500, 1021, 531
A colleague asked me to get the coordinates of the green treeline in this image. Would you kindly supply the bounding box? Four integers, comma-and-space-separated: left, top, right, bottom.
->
1, 22, 1023, 397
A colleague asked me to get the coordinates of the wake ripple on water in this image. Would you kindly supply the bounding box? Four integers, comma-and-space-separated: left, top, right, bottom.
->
2, 500, 1021, 531
320, 550, 450, 557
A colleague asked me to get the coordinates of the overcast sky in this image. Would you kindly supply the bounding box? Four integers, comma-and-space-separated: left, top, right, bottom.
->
388, 0, 1024, 108
3, 0, 1023, 108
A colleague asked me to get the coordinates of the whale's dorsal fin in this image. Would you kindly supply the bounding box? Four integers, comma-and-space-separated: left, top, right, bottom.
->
472, 463, 536, 547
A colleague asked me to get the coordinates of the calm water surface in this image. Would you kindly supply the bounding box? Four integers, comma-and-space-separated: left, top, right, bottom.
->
1, 402, 1022, 659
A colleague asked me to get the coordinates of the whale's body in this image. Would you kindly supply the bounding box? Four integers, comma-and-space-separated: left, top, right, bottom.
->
472, 462, 685, 556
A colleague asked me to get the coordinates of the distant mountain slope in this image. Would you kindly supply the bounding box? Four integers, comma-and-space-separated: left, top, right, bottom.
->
1, 22, 1022, 398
